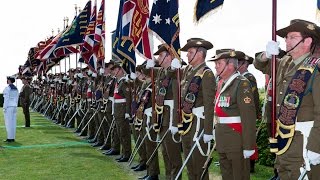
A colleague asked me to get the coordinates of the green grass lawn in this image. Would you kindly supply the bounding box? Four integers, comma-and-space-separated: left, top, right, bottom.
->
0, 108, 273, 179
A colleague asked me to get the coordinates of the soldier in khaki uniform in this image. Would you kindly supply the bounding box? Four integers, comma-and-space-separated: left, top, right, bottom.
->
111, 63, 132, 162
170, 38, 215, 180
209, 50, 256, 180
145, 44, 183, 180
133, 69, 160, 180
20, 76, 33, 127
254, 19, 320, 180
102, 62, 121, 154
237, 54, 260, 173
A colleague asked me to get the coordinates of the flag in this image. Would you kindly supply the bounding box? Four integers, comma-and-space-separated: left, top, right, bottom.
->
194, 0, 224, 23
81, 0, 97, 72
54, 1, 91, 57
149, 0, 180, 57
37, 31, 64, 60
122, 0, 153, 60
93, 0, 105, 62
112, 0, 136, 74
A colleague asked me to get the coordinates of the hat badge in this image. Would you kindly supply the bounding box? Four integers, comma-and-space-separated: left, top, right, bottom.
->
230, 51, 236, 57
196, 41, 203, 45
307, 24, 315, 31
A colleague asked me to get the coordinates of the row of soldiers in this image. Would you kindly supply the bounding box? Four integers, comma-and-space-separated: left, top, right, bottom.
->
29, 37, 260, 180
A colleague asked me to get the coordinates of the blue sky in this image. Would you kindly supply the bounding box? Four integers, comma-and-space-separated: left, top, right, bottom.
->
0, 0, 318, 91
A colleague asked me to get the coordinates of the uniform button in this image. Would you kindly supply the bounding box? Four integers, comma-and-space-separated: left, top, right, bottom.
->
277, 104, 280, 107
280, 92, 283, 95
283, 80, 286, 83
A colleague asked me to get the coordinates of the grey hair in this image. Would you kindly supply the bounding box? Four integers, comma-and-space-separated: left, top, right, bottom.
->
224, 58, 238, 68
197, 47, 207, 59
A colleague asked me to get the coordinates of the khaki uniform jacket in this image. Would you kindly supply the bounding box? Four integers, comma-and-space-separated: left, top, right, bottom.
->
254, 52, 320, 155
215, 75, 257, 153
20, 84, 32, 105
243, 72, 260, 119
114, 77, 132, 116
179, 63, 216, 135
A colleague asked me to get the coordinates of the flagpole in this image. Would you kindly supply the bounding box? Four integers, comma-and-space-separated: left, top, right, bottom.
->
75, 4, 79, 70
271, 0, 277, 139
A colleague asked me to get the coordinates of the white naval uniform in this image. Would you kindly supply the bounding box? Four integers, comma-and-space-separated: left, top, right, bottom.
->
3, 84, 19, 139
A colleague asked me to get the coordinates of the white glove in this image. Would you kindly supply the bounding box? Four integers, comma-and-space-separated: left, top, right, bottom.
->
130, 72, 137, 80
146, 60, 155, 69
266, 41, 280, 58
171, 58, 181, 70
169, 126, 178, 135
203, 134, 214, 143
77, 73, 83, 79
67, 80, 72, 85
243, 150, 255, 159
99, 68, 104, 75
87, 69, 93, 75
125, 74, 130, 81
73, 74, 77, 79
125, 113, 131, 119
307, 150, 320, 165
63, 75, 68, 81
92, 73, 97, 78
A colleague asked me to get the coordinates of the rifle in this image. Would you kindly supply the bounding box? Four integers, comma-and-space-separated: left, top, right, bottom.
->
62, 103, 73, 126
128, 126, 153, 166
146, 128, 170, 166
175, 130, 204, 180
200, 142, 217, 180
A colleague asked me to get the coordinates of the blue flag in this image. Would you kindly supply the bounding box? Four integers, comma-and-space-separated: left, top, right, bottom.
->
317, 0, 320, 19
149, 0, 180, 57
54, 1, 91, 57
112, 0, 136, 74
194, 0, 224, 23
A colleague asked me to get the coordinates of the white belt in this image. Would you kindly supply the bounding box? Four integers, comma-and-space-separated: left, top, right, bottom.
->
191, 106, 210, 157
164, 100, 174, 128
108, 97, 114, 102
114, 99, 126, 103
87, 98, 92, 102
144, 107, 152, 125
217, 116, 241, 124
295, 121, 314, 171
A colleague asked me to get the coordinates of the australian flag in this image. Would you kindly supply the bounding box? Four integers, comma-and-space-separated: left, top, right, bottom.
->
54, 1, 91, 58
194, 0, 224, 23
149, 0, 180, 57
112, 0, 136, 74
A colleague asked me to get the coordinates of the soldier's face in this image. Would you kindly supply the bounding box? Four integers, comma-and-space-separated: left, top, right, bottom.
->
215, 59, 227, 75
157, 51, 169, 67
285, 32, 305, 55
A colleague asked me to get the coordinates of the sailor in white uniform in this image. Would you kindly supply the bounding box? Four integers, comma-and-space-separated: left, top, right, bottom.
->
3, 76, 19, 142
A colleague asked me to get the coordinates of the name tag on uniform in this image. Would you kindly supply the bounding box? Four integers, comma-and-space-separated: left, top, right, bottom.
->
218, 96, 230, 107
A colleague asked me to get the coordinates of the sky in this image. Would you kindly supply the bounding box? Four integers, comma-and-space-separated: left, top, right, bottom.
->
0, 0, 318, 92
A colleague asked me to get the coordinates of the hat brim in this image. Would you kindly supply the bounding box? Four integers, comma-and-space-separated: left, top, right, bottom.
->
181, 41, 213, 51
277, 22, 320, 41
208, 51, 245, 62
154, 46, 167, 55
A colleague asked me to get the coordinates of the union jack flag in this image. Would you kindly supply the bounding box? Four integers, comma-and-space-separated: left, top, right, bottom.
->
122, 0, 153, 60
37, 31, 64, 60
93, 0, 105, 63
81, 0, 97, 72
